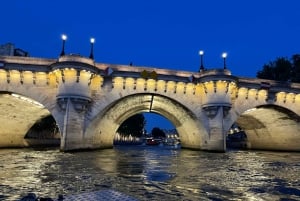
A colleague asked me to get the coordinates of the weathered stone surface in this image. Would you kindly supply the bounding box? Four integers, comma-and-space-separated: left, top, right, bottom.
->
237, 106, 300, 151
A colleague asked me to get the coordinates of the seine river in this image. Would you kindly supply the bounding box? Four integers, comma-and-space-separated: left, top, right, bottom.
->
0, 146, 300, 201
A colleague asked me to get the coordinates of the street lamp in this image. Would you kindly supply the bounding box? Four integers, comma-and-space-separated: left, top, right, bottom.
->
60, 34, 67, 56
89, 37, 95, 59
222, 52, 227, 69
199, 50, 204, 71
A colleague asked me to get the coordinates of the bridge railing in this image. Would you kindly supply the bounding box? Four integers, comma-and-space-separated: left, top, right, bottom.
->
238, 77, 300, 92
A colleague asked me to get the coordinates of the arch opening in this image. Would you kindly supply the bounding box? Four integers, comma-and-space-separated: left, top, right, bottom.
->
226, 123, 248, 150
85, 93, 207, 150
0, 92, 60, 148
231, 105, 300, 151
113, 112, 180, 148
143, 112, 175, 134
25, 115, 60, 147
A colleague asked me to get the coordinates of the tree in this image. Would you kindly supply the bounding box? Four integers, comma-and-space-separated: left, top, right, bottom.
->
151, 127, 166, 138
291, 54, 300, 83
257, 57, 292, 81
117, 113, 146, 137
256, 54, 300, 83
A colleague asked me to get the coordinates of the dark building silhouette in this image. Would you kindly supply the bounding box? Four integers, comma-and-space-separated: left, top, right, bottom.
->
0, 43, 29, 57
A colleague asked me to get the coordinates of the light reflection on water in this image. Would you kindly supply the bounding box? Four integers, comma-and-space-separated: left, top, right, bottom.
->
0, 146, 300, 201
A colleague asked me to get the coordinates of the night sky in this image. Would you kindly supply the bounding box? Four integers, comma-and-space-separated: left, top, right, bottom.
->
1, 0, 300, 132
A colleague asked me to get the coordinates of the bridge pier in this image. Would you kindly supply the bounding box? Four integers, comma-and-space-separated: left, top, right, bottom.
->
202, 105, 230, 152
58, 97, 91, 151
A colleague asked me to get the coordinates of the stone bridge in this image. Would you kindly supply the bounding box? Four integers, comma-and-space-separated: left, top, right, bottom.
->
0, 54, 299, 152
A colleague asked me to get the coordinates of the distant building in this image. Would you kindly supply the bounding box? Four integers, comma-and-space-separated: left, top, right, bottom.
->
0, 43, 29, 57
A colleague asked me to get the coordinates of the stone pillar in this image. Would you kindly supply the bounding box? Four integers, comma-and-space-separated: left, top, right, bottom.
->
202, 105, 231, 152
58, 97, 91, 151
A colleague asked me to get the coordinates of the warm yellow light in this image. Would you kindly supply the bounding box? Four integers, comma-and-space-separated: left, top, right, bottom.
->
62, 34, 67, 41
90, 37, 95, 43
199, 50, 204, 55
11, 93, 44, 107
245, 108, 256, 113
222, 52, 227, 58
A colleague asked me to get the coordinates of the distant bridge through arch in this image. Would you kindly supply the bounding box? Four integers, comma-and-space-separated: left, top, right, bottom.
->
0, 54, 299, 152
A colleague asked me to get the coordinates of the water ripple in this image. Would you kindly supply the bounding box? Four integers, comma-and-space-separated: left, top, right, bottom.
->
0, 148, 300, 200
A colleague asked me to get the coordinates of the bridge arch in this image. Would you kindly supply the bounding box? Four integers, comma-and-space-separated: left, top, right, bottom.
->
0, 91, 60, 147
229, 104, 300, 151
85, 93, 208, 149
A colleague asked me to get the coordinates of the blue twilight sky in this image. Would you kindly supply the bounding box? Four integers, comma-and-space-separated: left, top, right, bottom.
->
1, 0, 300, 132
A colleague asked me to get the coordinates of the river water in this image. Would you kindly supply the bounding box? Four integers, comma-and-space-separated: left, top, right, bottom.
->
0, 146, 300, 201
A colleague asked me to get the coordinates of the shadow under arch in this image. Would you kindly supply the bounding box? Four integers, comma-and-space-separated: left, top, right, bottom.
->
0, 91, 60, 148
235, 104, 300, 151
85, 93, 208, 150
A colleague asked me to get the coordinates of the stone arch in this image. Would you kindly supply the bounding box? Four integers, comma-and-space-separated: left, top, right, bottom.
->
0, 90, 60, 148
85, 93, 208, 149
230, 104, 300, 151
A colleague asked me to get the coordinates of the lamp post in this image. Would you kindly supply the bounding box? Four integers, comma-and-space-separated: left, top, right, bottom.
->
222, 52, 227, 69
60, 34, 67, 56
199, 50, 204, 71
89, 37, 95, 59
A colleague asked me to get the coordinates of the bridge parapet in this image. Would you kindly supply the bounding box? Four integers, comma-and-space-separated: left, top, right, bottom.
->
58, 54, 96, 66
0, 55, 54, 67
199, 68, 231, 76
238, 77, 300, 92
